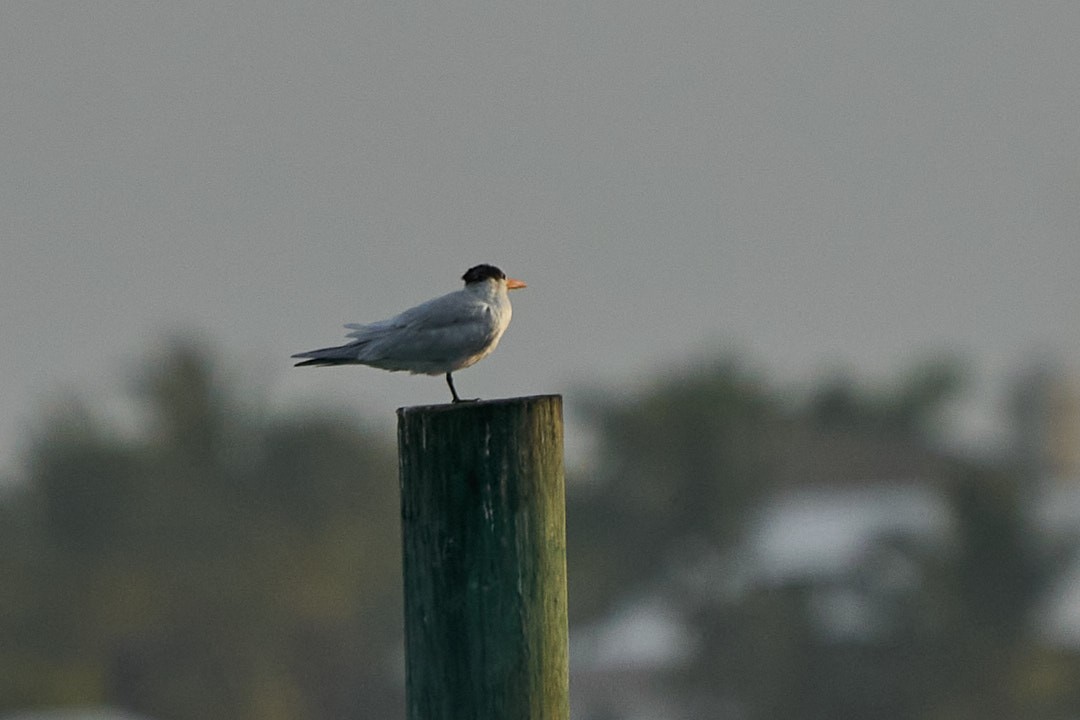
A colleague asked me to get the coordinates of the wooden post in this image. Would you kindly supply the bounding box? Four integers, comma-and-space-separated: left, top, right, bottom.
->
397, 395, 568, 720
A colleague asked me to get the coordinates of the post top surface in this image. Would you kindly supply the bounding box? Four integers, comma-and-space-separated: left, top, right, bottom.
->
396, 394, 562, 417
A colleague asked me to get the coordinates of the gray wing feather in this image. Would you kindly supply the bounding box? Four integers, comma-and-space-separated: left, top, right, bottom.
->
337, 290, 498, 372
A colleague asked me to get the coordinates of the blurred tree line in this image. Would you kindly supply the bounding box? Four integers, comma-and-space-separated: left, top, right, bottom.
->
2, 341, 1079, 719
0, 341, 403, 719
569, 355, 1080, 720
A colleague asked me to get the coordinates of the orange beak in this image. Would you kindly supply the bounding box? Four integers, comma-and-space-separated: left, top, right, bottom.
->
506, 278, 527, 290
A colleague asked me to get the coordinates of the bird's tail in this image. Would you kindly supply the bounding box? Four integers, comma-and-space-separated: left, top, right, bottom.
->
291, 342, 361, 367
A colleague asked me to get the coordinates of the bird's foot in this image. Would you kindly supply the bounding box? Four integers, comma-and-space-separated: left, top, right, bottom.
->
445, 373, 479, 404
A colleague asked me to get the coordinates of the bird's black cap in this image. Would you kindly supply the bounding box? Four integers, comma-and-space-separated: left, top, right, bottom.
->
462, 264, 506, 284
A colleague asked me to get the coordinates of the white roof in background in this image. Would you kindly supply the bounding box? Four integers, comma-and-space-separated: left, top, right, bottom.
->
572, 598, 697, 673
746, 483, 954, 585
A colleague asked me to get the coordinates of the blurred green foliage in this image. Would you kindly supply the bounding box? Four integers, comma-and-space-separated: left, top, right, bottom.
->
3, 343, 1079, 719
0, 341, 403, 719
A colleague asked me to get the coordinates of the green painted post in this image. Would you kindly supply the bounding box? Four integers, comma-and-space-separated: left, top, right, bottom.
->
397, 395, 569, 720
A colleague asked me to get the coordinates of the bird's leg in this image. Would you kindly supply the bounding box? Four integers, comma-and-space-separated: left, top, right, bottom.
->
446, 372, 462, 403
446, 372, 476, 404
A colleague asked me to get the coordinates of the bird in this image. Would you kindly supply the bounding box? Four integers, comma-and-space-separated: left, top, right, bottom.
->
292, 264, 526, 403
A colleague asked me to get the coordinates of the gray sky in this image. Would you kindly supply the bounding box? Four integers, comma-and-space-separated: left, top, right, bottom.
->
3, 1, 1079, 471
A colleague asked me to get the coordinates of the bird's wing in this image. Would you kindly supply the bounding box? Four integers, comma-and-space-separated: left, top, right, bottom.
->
393, 290, 489, 329
344, 290, 472, 333
344, 290, 498, 368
